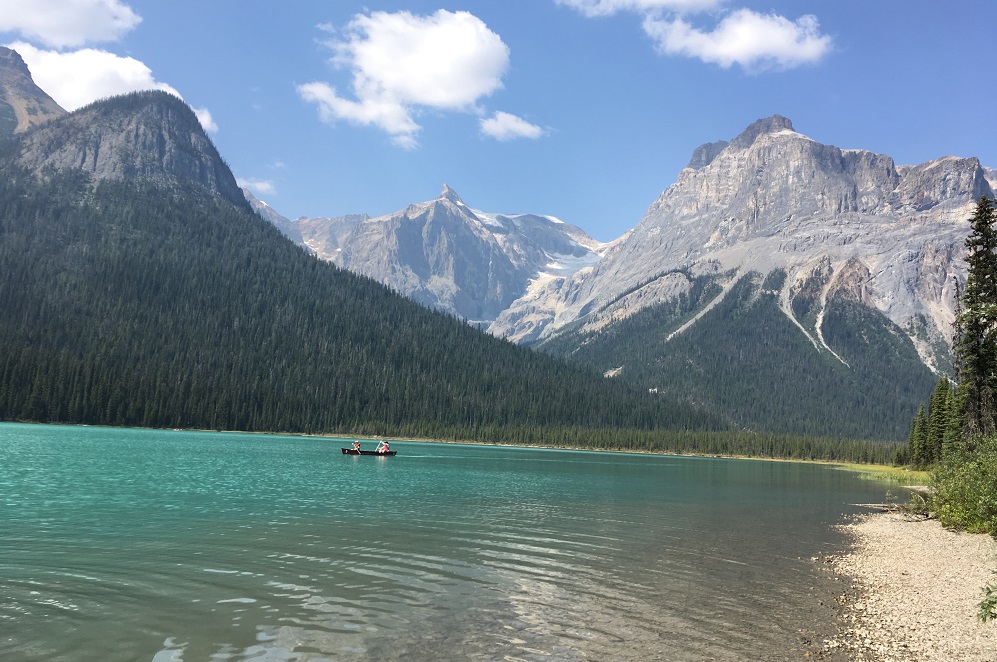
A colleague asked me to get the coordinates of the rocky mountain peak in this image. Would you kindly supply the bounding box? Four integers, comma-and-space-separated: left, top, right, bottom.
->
439, 183, 465, 206
492, 114, 990, 374
728, 114, 795, 151
686, 140, 730, 170
17, 90, 246, 208
0, 47, 31, 78
0, 46, 66, 136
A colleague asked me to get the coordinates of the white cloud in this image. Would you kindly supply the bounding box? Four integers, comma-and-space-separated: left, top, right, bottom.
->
554, 0, 720, 18
0, 0, 141, 49
557, 0, 832, 72
11, 41, 179, 110
10, 42, 218, 133
237, 178, 276, 196
480, 111, 544, 141
299, 9, 510, 148
298, 80, 420, 148
192, 107, 218, 133
642, 9, 832, 70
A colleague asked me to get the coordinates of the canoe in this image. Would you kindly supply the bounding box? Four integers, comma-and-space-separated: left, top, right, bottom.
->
342, 448, 396, 456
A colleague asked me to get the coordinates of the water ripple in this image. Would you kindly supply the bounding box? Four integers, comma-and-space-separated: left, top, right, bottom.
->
0, 425, 888, 661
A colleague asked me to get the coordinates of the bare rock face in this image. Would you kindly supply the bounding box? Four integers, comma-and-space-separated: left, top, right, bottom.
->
0, 47, 66, 137
492, 115, 992, 370
17, 91, 245, 207
273, 184, 609, 325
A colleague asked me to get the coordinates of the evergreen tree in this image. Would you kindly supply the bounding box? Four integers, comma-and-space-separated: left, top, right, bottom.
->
951, 275, 964, 376
909, 405, 929, 467
954, 196, 997, 437
926, 376, 952, 464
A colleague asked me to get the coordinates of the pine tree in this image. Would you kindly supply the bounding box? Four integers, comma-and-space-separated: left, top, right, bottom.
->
926, 376, 952, 463
954, 196, 997, 437
909, 405, 929, 467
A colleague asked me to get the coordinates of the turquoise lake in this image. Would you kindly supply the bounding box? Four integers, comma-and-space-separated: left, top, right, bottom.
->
0, 423, 889, 661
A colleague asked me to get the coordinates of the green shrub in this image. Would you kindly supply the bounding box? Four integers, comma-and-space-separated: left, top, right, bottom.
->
931, 435, 997, 534
980, 572, 997, 622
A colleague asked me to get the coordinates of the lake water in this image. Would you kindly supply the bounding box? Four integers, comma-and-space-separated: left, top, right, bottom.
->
0, 423, 888, 661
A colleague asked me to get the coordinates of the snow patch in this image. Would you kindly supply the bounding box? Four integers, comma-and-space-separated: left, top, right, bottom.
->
541, 251, 603, 277
768, 129, 811, 141
469, 209, 506, 228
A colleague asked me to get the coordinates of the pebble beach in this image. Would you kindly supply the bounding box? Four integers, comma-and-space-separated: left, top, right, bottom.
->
824, 511, 997, 661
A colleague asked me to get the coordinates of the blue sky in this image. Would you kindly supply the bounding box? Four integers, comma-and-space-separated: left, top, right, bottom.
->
1, 0, 994, 241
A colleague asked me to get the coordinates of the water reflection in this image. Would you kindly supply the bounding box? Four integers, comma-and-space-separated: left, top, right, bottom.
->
1, 424, 886, 661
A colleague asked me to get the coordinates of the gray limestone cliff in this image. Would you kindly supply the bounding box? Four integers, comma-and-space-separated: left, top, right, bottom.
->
491, 116, 992, 372
263, 185, 608, 324
17, 90, 245, 207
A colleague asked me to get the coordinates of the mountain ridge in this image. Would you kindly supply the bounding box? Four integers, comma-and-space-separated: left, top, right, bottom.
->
4, 45, 984, 440
16, 90, 247, 208
0, 46, 66, 137
252, 183, 611, 324
492, 115, 990, 373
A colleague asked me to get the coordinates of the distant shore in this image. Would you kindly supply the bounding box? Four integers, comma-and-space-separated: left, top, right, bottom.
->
8, 422, 915, 478
825, 511, 997, 661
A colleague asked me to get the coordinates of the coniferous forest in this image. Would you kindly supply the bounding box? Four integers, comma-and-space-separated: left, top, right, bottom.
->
540, 269, 937, 441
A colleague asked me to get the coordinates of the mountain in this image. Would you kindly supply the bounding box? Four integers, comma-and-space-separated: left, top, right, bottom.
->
241, 115, 988, 439
17, 90, 246, 207
495, 116, 989, 355
0, 76, 713, 441
254, 184, 611, 325
0, 47, 66, 137
511, 116, 993, 439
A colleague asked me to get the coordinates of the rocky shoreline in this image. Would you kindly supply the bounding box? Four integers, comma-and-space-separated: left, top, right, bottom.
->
812, 511, 997, 661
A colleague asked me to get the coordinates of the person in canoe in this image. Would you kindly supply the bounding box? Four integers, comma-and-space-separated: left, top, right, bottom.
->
376, 440, 390, 454
352, 440, 361, 452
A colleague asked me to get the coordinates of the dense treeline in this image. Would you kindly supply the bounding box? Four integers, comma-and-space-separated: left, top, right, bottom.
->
541, 269, 936, 441
904, 196, 997, 534
0, 157, 716, 440
486, 426, 900, 464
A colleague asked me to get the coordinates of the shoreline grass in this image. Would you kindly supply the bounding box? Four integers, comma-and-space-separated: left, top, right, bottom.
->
832, 462, 930, 486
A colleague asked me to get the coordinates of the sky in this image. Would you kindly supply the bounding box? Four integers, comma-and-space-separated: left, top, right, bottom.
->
1, 0, 994, 242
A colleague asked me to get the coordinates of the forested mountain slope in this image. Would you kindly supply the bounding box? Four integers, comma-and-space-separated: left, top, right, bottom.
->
542, 269, 937, 440
521, 116, 991, 440
0, 93, 713, 441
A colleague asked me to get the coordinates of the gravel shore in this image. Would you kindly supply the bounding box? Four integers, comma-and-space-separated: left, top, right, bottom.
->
823, 511, 997, 661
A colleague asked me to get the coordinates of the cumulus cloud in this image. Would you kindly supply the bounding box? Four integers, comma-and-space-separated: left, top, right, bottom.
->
298, 80, 420, 148
642, 9, 832, 70
11, 42, 179, 110
0, 0, 141, 49
554, 0, 720, 18
11, 42, 218, 133
557, 0, 832, 71
480, 111, 544, 141
237, 178, 276, 196
299, 9, 511, 148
